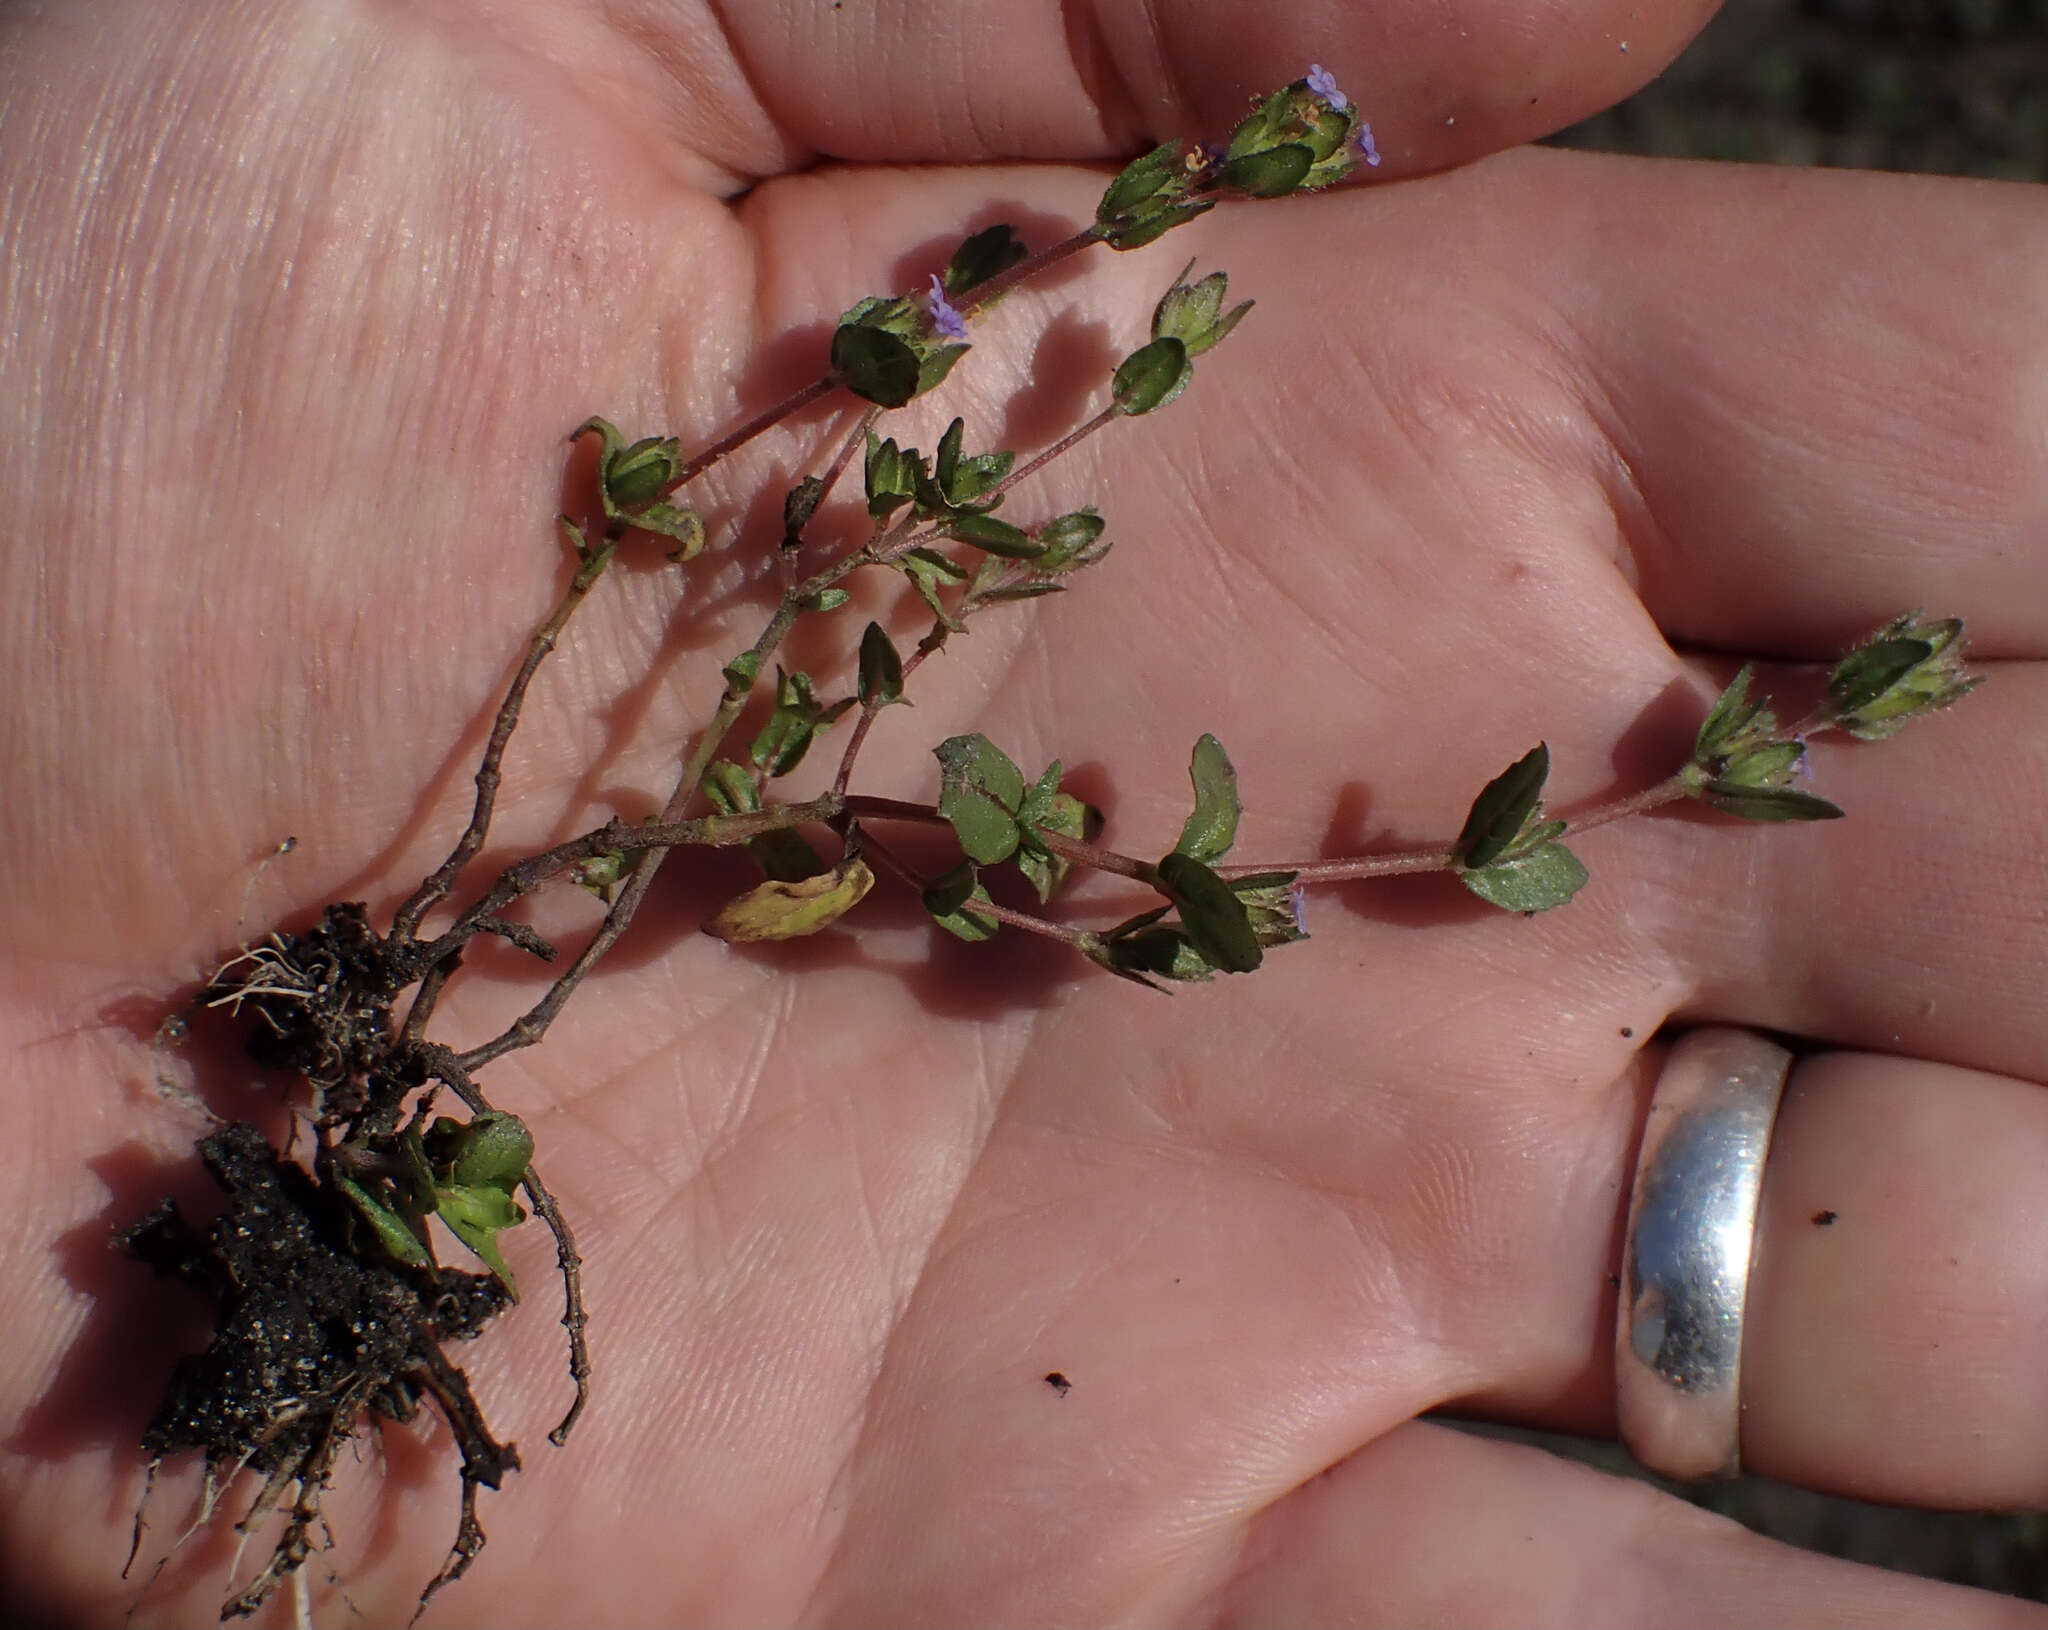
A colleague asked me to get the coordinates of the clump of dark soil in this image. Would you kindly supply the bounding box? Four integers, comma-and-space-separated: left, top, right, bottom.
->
121, 1121, 515, 1620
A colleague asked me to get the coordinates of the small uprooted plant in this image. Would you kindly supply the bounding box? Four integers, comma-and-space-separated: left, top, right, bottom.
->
117, 66, 1980, 1626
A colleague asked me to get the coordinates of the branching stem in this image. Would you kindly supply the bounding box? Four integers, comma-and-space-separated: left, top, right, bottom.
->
390, 534, 620, 948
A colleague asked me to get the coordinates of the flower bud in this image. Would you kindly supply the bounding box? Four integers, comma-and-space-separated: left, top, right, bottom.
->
1825, 615, 1977, 740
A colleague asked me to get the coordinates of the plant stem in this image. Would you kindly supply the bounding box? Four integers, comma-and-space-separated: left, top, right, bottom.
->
832, 628, 942, 801
415, 1043, 589, 1446
858, 829, 1099, 953
390, 532, 619, 947
957, 226, 1101, 316
1218, 849, 1455, 885
842, 794, 947, 826
664, 376, 835, 495
1030, 828, 1158, 884
1556, 772, 1695, 838
452, 544, 877, 1066
984, 404, 1119, 504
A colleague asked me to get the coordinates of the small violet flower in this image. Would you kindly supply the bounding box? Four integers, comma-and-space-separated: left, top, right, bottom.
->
925, 275, 968, 343
1352, 120, 1382, 168
1288, 882, 1308, 936
1305, 63, 1348, 113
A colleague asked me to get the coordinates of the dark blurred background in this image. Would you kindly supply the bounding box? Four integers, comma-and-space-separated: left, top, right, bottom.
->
1548, 0, 2046, 177
1498, 0, 2046, 1601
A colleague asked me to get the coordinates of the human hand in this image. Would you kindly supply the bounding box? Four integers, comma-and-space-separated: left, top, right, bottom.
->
1, 2, 2042, 1625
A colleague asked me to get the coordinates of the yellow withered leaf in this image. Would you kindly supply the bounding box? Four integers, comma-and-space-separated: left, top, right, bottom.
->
702, 857, 874, 943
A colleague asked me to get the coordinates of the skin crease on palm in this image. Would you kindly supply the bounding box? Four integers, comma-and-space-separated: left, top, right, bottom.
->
0, 0, 2043, 1624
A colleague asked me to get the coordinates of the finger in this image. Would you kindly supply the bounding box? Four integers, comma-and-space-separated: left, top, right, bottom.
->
1513, 155, 2048, 658
1645, 659, 2046, 1080
529, 0, 1723, 181
1453, 1047, 2048, 1512
1207, 1420, 2048, 1628
1742, 1051, 2048, 1507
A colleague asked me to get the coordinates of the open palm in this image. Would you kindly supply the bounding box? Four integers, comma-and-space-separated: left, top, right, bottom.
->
3, 3, 2043, 1625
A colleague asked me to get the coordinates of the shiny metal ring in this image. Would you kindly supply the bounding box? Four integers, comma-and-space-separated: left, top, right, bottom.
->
1616, 1027, 1793, 1480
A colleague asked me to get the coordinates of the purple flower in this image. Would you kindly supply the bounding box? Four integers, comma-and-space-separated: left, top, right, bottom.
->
1305, 63, 1348, 113
1353, 119, 1382, 168
925, 275, 968, 342
1288, 882, 1308, 936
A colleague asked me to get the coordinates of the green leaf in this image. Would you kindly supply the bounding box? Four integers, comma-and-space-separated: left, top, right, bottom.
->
1175, 733, 1241, 863
1155, 850, 1262, 974
1456, 744, 1550, 871
1103, 198, 1214, 251
1034, 509, 1106, 570
940, 790, 1018, 864
1224, 84, 1296, 160
981, 581, 1068, 605
604, 434, 683, 509
943, 223, 1027, 296
1822, 616, 1976, 740
832, 322, 922, 408
434, 1181, 526, 1297
630, 501, 705, 560
1295, 99, 1354, 164
750, 669, 815, 777
928, 417, 1013, 508
1014, 759, 1062, 835
932, 417, 965, 492
571, 417, 690, 520
703, 857, 876, 942
1459, 842, 1590, 913
1693, 665, 1769, 763
1828, 636, 1934, 715
803, 588, 852, 613
572, 849, 629, 903
950, 454, 1012, 506
556, 512, 592, 563
905, 546, 969, 581
1112, 336, 1191, 416
857, 622, 905, 708
334, 1168, 433, 1269
1715, 739, 1806, 789
703, 759, 761, 815
937, 733, 1024, 810
837, 293, 915, 334
916, 343, 971, 397
722, 650, 761, 695
935, 734, 1026, 865
1151, 263, 1253, 358
1697, 782, 1847, 822
1097, 142, 1180, 223
703, 760, 823, 879
1100, 925, 1216, 983
865, 433, 921, 522
898, 551, 967, 631
946, 512, 1043, 559
922, 863, 1000, 940
430, 1111, 533, 1192
1218, 143, 1314, 198
1016, 770, 1091, 903
750, 669, 853, 779
568, 415, 624, 465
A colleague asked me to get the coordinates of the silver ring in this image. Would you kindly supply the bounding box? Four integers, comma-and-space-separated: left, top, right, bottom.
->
1616, 1026, 1793, 1480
